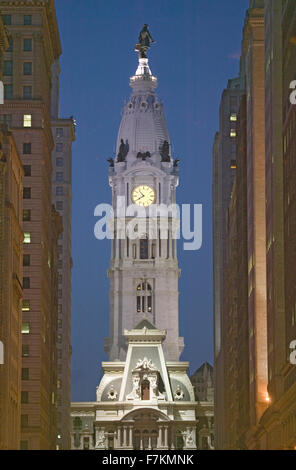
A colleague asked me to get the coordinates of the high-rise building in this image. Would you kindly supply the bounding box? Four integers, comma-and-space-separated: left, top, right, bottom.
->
190, 363, 214, 450
0, 0, 63, 450
0, 124, 24, 450
213, 0, 269, 449
71, 29, 198, 451
212, 68, 245, 450
51, 59, 75, 450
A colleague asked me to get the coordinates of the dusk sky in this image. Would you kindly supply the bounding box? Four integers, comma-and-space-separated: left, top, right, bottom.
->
55, 0, 249, 401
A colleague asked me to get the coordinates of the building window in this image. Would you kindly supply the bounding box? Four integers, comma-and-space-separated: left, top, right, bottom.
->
230, 129, 236, 138
21, 415, 28, 428
57, 379, 62, 389
140, 236, 148, 259
4, 84, 13, 99
23, 143, 31, 154
56, 172, 63, 182
23, 86, 32, 99
23, 233, 31, 244
56, 143, 63, 152
20, 441, 28, 451
21, 391, 29, 404
58, 319, 62, 328
23, 277, 30, 289
7, 38, 13, 52
23, 39, 32, 52
24, 15, 32, 26
0, 115, 12, 127
56, 201, 63, 210
2, 15, 11, 25
56, 128, 64, 137
21, 368, 29, 380
23, 62, 32, 75
230, 113, 237, 122
23, 187, 31, 199
22, 344, 30, 357
56, 157, 63, 167
23, 114, 32, 127
23, 165, 31, 177
23, 254, 30, 267
22, 300, 30, 312
3, 61, 13, 76
136, 281, 153, 313
58, 334, 62, 344
56, 186, 64, 196
230, 160, 237, 170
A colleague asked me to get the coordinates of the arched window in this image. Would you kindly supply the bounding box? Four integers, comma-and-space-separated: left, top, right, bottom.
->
140, 236, 148, 259
136, 281, 153, 313
141, 380, 150, 400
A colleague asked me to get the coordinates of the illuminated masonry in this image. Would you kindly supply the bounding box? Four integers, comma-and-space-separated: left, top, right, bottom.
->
71, 41, 197, 450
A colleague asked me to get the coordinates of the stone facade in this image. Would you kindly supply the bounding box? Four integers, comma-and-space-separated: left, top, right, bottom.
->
0, 0, 62, 450
0, 125, 24, 449
51, 114, 75, 450
71, 48, 198, 450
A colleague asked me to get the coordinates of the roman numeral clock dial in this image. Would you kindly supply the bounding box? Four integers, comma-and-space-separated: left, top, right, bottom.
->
132, 185, 155, 207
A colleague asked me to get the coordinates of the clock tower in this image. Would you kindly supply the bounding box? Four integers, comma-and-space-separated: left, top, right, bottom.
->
71, 27, 197, 451
105, 39, 184, 362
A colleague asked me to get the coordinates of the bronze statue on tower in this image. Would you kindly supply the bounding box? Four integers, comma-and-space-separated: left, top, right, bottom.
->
135, 24, 155, 59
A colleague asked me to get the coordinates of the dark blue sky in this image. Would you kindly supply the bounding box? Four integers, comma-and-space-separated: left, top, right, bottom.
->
55, 0, 249, 401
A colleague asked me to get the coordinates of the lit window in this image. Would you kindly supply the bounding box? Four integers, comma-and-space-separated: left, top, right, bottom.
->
22, 322, 30, 334
22, 300, 30, 312
23, 114, 32, 128
23, 39, 32, 52
24, 233, 31, 244
136, 281, 153, 314
57, 379, 62, 389
230, 113, 237, 122
230, 160, 237, 170
230, 129, 236, 138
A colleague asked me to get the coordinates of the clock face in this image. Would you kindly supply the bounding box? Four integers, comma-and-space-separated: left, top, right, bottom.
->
132, 185, 155, 207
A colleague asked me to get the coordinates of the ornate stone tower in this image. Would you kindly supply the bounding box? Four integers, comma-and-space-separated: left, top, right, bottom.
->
105, 29, 184, 362
71, 26, 197, 451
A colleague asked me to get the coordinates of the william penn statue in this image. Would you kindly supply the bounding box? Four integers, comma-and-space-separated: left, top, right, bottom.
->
135, 24, 155, 58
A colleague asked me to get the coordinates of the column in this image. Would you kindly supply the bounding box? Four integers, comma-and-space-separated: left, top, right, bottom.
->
164, 426, 168, 449
157, 426, 163, 448
117, 427, 122, 448
129, 426, 133, 448
70, 433, 75, 450
148, 435, 152, 450
140, 432, 143, 450
123, 426, 127, 448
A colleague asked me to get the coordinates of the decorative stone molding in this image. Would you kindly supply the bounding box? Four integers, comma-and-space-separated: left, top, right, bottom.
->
174, 385, 184, 400
107, 386, 118, 401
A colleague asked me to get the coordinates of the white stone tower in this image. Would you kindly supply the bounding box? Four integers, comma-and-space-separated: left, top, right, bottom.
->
71, 27, 197, 451
105, 47, 184, 362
